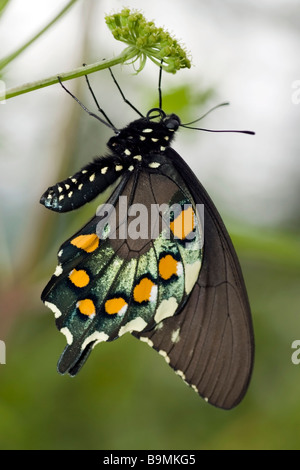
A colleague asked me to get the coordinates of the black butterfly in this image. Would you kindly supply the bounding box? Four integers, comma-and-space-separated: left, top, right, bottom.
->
40, 69, 254, 410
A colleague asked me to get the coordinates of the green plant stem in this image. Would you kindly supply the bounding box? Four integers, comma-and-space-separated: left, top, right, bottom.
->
0, 49, 137, 101
0, 0, 80, 71
0, 0, 10, 17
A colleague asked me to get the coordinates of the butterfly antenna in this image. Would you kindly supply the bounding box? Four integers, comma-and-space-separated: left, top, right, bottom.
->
57, 77, 118, 133
108, 68, 144, 118
181, 101, 255, 135
181, 124, 255, 135
82, 64, 116, 129
182, 102, 230, 126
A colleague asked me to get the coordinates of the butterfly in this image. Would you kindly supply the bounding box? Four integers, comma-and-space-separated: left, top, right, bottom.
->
40, 69, 254, 410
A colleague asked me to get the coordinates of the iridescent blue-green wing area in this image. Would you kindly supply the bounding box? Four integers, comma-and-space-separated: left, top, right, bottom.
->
132, 148, 254, 410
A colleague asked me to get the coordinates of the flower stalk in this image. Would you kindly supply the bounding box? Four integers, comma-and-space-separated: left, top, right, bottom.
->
0, 8, 191, 102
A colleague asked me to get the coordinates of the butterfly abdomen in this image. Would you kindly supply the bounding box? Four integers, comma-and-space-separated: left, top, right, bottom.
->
40, 156, 131, 212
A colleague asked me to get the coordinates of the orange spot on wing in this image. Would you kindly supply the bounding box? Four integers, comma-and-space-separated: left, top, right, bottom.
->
77, 299, 96, 316
170, 206, 195, 240
105, 297, 128, 315
159, 255, 178, 280
71, 234, 99, 253
69, 269, 90, 288
133, 278, 155, 303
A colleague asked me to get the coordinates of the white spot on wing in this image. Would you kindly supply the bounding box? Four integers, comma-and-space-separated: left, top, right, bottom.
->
81, 331, 109, 350
154, 297, 178, 323
89, 173, 95, 182
142, 128, 153, 133
101, 167, 108, 174
54, 264, 63, 276
175, 369, 186, 380
159, 350, 170, 364
118, 303, 128, 316
60, 327, 73, 345
133, 155, 142, 161
115, 165, 123, 172
124, 149, 131, 155
184, 260, 201, 294
176, 262, 183, 277
119, 317, 147, 336
44, 301, 62, 319
148, 162, 161, 169
150, 284, 158, 303
154, 322, 164, 331
171, 328, 181, 344
139, 337, 154, 347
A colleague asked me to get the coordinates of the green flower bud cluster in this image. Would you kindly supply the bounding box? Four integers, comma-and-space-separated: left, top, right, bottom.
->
105, 8, 191, 73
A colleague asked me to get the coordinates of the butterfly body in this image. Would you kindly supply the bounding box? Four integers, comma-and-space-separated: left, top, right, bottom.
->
40, 110, 180, 213
41, 104, 254, 409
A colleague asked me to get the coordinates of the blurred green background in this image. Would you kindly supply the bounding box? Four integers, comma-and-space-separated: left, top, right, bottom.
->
0, 0, 300, 450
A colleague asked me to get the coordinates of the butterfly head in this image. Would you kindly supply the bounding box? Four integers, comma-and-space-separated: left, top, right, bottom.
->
146, 108, 180, 126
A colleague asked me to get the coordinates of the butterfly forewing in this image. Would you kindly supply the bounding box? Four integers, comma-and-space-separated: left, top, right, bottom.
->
42, 155, 203, 377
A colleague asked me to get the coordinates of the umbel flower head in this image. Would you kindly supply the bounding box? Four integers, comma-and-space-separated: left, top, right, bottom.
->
105, 8, 191, 74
